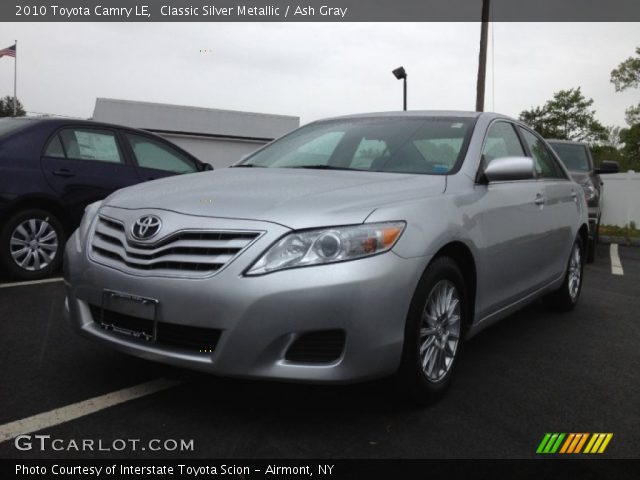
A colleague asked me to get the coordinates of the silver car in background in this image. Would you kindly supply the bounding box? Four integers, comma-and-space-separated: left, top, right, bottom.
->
64, 112, 588, 402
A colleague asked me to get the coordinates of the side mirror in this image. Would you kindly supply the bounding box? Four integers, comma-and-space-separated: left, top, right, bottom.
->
484, 156, 535, 182
595, 161, 619, 174
200, 162, 214, 172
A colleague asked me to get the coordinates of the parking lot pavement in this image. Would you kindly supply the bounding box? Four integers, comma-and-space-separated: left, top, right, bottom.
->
0, 244, 638, 459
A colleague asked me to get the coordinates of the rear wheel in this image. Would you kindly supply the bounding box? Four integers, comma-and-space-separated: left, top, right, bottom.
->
545, 236, 584, 312
398, 257, 468, 404
0, 209, 66, 281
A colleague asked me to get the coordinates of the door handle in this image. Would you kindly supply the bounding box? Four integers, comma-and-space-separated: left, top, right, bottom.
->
534, 193, 546, 205
52, 169, 75, 178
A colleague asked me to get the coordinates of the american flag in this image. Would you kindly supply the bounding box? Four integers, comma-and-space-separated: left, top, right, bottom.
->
0, 44, 16, 58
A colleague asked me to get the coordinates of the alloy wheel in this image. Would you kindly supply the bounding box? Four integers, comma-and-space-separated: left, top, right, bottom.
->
419, 280, 462, 382
9, 218, 59, 271
568, 242, 582, 300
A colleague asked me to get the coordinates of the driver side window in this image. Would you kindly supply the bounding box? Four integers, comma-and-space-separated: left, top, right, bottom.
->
482, 122, 525, 164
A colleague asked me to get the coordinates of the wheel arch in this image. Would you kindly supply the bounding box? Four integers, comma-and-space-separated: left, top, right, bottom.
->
578, 223, 589, 251
431, 241, 477, 327
1, 196, 71, 234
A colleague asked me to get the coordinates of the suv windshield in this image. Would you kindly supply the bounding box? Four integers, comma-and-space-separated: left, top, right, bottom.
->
241, 117, 475, 175
0, 118, 35, 138
548, 142, 590, 172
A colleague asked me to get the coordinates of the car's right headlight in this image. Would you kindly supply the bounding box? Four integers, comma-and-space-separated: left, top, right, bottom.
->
75, 201, 102, 251
245, 221, 405, 275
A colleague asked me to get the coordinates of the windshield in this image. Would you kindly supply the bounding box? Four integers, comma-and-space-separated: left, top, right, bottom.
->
240, 117, 476, 175
548, 142, 591, 172
0, 118, 35, 138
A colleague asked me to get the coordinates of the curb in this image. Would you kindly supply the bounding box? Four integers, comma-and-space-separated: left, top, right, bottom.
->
599, 235, 640, 247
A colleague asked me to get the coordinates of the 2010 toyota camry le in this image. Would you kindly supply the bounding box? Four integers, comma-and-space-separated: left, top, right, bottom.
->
63, 111, 588, 402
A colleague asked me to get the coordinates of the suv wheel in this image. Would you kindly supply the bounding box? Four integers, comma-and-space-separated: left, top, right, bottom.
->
398, 257, 468, 404
0, 209, 66, 281
545, 236, 584, 312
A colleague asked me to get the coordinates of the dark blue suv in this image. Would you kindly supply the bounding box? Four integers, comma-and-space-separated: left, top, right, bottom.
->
0, 117, 211, 280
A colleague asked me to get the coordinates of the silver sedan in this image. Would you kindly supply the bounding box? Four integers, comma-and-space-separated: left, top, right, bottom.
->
64, 112, 588, 402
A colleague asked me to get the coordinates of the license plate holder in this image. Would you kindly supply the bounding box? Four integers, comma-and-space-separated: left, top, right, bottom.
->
98, 290, 159, 342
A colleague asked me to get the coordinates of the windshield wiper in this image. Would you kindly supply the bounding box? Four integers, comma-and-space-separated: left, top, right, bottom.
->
287, 165, 362, 171
231, 164, 263, 168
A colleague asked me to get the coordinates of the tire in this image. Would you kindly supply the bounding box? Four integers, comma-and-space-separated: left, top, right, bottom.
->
397, 256, 468, 404
545, 236, 584, 312
586, 221, 598, 263
0, 208, 66, 281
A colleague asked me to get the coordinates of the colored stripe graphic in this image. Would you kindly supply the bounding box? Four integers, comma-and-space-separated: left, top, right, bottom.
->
537, 433, 565, 454
538, 433, 613, 454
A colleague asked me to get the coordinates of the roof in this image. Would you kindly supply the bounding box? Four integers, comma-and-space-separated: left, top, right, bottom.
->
318, 110, 513, 123
92, 98, 300, 140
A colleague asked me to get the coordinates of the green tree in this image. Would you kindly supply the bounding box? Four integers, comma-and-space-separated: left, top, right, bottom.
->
619, 124, 640, 171
0, 95, 26, 117
610, 46, 640, 125
519, 87, 607, 143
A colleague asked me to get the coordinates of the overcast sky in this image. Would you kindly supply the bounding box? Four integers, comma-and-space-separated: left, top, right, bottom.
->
0, 22, 638, 127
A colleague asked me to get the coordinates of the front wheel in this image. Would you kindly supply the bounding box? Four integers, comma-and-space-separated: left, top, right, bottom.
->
0, 209, 66, 281
545, 236, 584, 312
397, 257, 468, 404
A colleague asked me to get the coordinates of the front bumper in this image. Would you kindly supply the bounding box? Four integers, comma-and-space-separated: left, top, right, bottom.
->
64, 223, 428, 384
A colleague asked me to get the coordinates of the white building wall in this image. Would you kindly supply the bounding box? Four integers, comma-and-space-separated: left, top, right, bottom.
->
92, 98, 298, 168
601, 172, 640, 227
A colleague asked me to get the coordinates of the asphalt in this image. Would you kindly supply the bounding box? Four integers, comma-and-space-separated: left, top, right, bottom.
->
0, 244, 638, 460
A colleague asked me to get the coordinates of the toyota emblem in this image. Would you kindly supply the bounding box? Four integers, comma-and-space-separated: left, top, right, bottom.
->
131, 215, 162, 240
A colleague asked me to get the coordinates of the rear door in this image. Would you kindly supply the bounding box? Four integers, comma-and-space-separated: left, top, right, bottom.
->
120, 132, 200, 181
41, 126, 141, 225
519, 127, 577, 281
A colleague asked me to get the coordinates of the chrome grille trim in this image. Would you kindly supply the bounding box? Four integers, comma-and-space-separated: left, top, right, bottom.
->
89, 215, 262, 277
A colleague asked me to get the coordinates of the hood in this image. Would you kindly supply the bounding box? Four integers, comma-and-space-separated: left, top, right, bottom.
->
104, 168, 446, 229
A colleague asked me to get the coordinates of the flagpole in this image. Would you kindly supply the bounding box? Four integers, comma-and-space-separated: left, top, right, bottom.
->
13, 40, 17, 116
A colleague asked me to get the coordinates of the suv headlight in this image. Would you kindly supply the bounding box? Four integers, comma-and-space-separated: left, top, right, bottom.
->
246, 221, 405, 275
581, 178, 597, 201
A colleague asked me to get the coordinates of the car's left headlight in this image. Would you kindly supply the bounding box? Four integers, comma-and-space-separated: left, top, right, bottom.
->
246, 221, 406, 275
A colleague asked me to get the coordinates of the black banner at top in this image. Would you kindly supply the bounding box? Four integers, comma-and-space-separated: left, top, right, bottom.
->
4, 0, 640, 22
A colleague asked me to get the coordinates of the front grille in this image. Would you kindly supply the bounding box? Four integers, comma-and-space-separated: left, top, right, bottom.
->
90, 216, 260, 276
285, 330, 346, 364
90, 305, 220, 352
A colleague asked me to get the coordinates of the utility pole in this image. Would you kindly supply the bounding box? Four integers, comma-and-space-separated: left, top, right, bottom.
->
13, 40, 17, 116
475, 0, 490, 112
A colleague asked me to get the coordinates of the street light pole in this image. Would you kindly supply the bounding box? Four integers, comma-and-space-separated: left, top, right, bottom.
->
403, 76, 407, 111
392, 66, 408, 111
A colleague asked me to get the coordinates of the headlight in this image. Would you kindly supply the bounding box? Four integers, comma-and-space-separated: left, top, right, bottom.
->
581, 178, 597, 201
246, 221, 405, 275
76, 201, 102, 251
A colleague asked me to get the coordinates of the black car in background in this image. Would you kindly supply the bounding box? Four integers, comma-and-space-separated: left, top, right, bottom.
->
547, 139, 618, 262
0, 117, 212, 280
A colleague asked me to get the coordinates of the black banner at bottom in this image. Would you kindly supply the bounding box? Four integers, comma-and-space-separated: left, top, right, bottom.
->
3, 459, 640, 480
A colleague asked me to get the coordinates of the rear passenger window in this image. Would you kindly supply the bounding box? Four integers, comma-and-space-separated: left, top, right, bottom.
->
519, 128, 566, 179
44, 135, 65, 158
59, 129, 123, 163
482, 122, 525, 163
